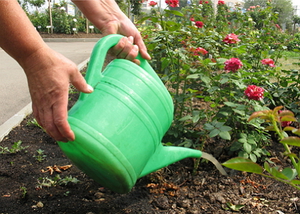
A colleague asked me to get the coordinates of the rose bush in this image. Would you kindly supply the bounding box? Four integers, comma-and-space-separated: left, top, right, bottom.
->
138, 0, 299, 164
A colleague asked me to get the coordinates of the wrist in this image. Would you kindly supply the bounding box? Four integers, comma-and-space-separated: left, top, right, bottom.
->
19, 46, 53, 76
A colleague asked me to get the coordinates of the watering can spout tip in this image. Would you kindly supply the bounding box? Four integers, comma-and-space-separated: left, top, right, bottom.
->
139, 145, 202, 178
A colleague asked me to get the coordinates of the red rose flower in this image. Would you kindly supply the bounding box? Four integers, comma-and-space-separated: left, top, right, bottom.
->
261, 58, 275, 67
199, 0, 203, 4
275, 24, 281, 29
223, 33, 240, 44
190, 17, 195, 22
149, 1, 157, 6
193, 47, 208, 55
165, 0, 179, 7
195, 21, 204, 28
224, 58, 243, 72
244, 85, 264, 101
218, 0, 225, 4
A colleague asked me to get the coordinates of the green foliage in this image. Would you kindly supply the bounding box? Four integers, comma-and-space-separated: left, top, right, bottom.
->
244, 0, 294, 26
28, 11, 49, 32
26, 0, 99, 34
138, 1, 299, 161
286, 33, 300, 50
0, 141, 28, 154
223, 107, 300, 190
20, 186, 28, 199
36, 175, 80, 189
33, 149, 47, 162
27, 118, 43, 129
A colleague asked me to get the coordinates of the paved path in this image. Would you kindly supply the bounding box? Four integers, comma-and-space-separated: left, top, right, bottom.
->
0, 41, 97, 130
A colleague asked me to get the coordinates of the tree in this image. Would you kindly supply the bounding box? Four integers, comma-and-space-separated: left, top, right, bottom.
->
292, 15, 300, 33
28, 0, 46, 12
244, 0, 294, 26
18, 0, 45, 13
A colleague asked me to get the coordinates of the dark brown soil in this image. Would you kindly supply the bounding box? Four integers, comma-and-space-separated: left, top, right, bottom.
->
1, 112, 300, 214
1, 36, 300, 214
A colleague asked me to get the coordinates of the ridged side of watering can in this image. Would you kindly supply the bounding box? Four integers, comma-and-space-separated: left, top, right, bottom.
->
58, 34, 202, 194
58, 34, 172, 193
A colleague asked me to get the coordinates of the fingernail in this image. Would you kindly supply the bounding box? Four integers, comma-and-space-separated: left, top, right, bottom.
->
87, 84, 94, 92
128, 36, 134, 43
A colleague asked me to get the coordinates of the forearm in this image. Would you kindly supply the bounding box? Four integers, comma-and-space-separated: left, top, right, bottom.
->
0, 0, 46, 68
72, 0, 128, 32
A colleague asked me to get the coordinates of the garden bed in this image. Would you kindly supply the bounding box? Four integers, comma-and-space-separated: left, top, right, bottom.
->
0, 114, 299, 213
0, 62, 299, 214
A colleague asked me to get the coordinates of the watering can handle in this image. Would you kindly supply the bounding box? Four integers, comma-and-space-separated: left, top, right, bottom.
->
84, 34, 151, 88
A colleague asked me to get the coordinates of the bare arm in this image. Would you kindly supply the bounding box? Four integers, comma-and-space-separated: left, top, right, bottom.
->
0, 0, 147, 142
0, 0, 92, 142
72, 0, 151, 60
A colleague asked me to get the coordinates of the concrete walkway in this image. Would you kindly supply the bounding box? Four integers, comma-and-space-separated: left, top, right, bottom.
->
0, 40, 98, 141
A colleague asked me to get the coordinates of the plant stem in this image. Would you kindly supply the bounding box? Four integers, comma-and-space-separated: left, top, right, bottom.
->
271, 115, 299, 174
259, 173, 300, 190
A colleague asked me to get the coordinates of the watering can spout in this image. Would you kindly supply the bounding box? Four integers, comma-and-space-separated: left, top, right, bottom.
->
139, 145, 202, 178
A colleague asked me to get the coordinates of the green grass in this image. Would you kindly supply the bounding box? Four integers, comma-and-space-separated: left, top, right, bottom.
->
279, 51, 300, 70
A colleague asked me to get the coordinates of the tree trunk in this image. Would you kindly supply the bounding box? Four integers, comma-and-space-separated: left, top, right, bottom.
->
48, 0, 53, 34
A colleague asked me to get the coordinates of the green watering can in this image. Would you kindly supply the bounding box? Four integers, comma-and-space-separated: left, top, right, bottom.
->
58, 34, 202, 194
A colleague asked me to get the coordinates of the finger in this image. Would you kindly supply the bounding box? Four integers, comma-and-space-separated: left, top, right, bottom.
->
70, 69, 94, 94
134, 35, 151, 60
110, 37, 128, 57
42, 105, 66, 141
124, 45, 139, 61
52, 91, 75, 142
116, 37, 134, 58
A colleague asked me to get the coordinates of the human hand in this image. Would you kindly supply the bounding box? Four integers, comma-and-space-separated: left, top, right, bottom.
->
100, 20, 151, 64
72, 0, 151, 63
22, 47, 93, 142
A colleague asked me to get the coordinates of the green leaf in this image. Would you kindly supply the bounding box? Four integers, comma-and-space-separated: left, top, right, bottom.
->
204, 123, 214, 131
165, 9, 184, 17
222, 157, 263, 174
192, 116, 200, 124
293, 128, 300, 136
219, 126, 232, 132
249, 153, 257, 162
161, 58, 170, 70
199, 75, 211, 84
224, 102, 238, 107
269, 167, 289, 180
220, 77, 229, 84
243, 143, 252, 154
281, 116, 296, 122
280, 137, 300, 147
291, 180, 300, 185
187, 74, 200, 79
209, 129, 220, 138
238, 137, 247, 144
264, 162, 271, 173
179, 115, 192, 121
216, 58, 228, 64
281, 168, 297, 181
219, 131, 231, 140
226, 202, 244, 211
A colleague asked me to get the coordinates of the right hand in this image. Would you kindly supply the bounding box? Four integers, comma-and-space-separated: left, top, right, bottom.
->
23, 47, 93, 142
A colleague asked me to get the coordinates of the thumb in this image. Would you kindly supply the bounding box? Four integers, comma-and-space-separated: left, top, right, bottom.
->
70, 70, 94, 93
